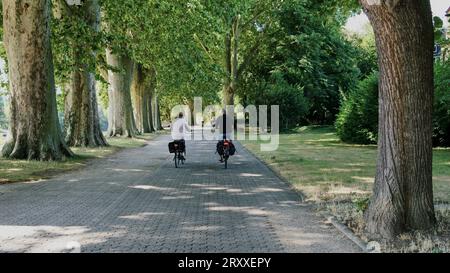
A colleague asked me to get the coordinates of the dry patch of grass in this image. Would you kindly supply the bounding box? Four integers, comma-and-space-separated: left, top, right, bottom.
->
321, 201, 450, 253
242, 126, 376, 202
243, 126, 450, 253
0, 133, 161, 184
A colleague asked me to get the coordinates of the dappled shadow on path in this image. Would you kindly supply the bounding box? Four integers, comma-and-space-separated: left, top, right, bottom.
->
0, 136, 358, 253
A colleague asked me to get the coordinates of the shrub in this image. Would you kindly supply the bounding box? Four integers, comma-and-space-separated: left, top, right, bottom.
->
335, 72, 379, 144
433, 61, 450, 147
252, 74, 310, 130
336, 61, 450, 147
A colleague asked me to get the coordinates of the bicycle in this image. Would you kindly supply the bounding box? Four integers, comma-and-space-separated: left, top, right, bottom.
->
169, 140, 186, 168
217, 139, 234, 169
222, 140, 231, 169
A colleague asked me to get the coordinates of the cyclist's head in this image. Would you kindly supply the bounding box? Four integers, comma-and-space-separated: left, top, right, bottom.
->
178, 112, 184, 119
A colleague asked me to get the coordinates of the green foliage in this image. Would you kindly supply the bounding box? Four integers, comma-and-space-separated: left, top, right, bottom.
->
7, 0, 367, 130
102, 0, 222, 116
433, 15, 449, 62
253, 74, 309, 130
335, 72, 379, 144
240, 0, 359, 126
433, 61, 450, 147
433, 16, 447, 45
305, 0, 361, 27
336, 61, 450, 147
352, 197, 370, 213
347, 30, 378, 79
56, 87, 66, 115
98, 80, 109, 111
1, 0, 380, 134
52, 1, 107, 86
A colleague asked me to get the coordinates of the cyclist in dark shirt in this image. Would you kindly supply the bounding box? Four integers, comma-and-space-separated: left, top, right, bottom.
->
214, 109, 233, 162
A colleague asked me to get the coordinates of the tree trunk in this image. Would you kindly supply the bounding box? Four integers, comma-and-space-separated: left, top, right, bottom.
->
223, 84, 235, 107
146, 71, 156, 132
131, 64, 155, 134
64, 0, 107, 147
223, 31, 234, 106
131, 64, 146, 134
222, 16, 241, 107
106, 50, 137, 137
360, 0, 436, 239
152, 94, 163, 130
1, 0, 73, 160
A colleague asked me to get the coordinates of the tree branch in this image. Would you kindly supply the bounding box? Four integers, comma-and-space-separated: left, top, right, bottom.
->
193, 33, 215, 62
240, 1, 283, 32
240, 7, 267, 32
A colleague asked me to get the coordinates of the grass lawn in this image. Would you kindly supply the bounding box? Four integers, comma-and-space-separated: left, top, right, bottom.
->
0, 133, 161, 184
242, 126, 450, 204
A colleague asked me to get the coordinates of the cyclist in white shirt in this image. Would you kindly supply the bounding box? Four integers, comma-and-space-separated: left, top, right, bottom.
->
171, 112, 191, 159
171, 112, 190, 140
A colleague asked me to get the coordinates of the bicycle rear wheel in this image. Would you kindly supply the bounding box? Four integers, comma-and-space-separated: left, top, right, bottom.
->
174, 152, 178, 168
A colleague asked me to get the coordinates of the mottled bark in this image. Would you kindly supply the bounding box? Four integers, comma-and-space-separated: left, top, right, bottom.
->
222, 15, 242, 107
360, 0, 436, 239
152, 94, 163, 130
223, 84, 235, 107
131, 64, 155, 134
106, 50, 137, 137
147, 84, 156, 132
63, 0, 107, 147
1, 0, 73, 160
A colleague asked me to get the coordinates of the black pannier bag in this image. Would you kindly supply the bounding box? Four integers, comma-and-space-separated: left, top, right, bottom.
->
168, 142, 176, 153
229, 142, 236, 155
216, 141, 224, 155
216, 140, 236, 156
169, 141, 185, 153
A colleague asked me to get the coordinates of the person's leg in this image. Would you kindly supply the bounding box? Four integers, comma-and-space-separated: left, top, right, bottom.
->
181, 139, 186, 160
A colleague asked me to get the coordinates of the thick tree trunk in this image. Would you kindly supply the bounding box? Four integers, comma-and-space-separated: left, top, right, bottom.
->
106, 50, 137, 137
360, 0, 436, 239
131, 64, 146, 133
65, 66, 107, 147
64, 0, 107, 147
131, 64, 155, 134
1, 0, 73, 160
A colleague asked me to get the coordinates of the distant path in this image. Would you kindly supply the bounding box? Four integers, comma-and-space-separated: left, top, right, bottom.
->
0, 133, 359, 252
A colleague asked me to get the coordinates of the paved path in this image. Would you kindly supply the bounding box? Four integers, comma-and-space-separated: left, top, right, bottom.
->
0, 134, 359, 253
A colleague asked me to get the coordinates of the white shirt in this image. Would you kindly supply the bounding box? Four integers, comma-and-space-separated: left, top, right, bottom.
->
171, 118, 190, 140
